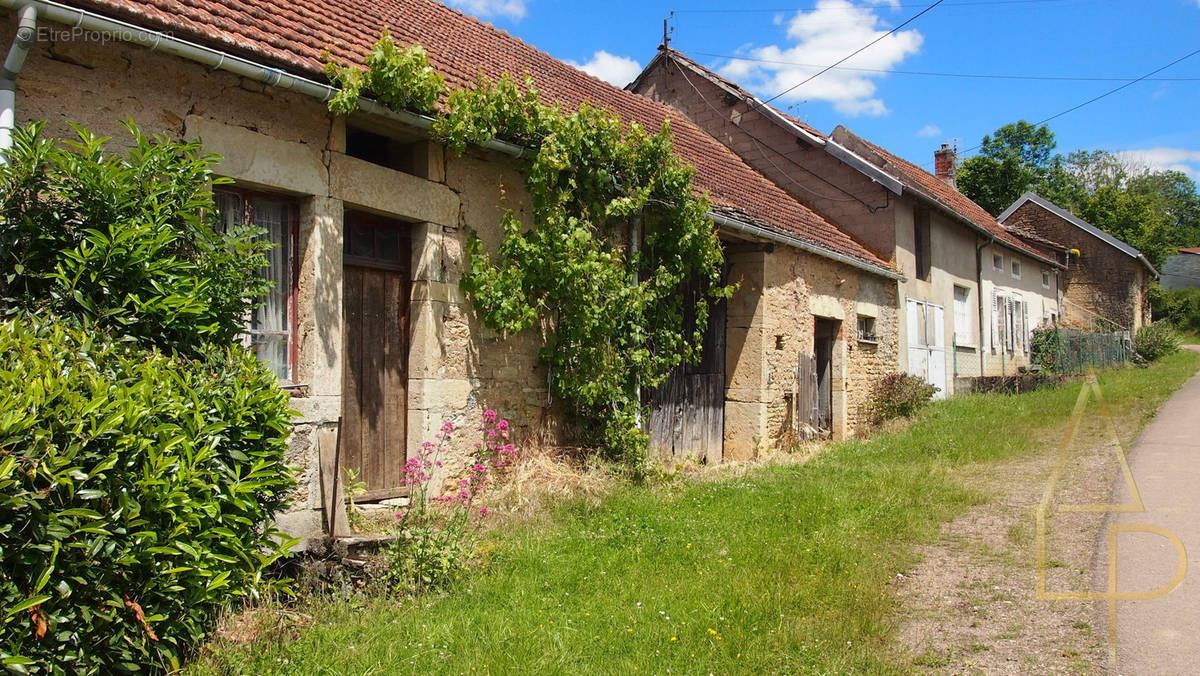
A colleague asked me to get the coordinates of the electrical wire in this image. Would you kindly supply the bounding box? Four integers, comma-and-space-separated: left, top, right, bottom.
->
962, 47, 1200, 153
672, 0, 1091, 11
754, 0, 947, 106
670, 54, 891, 210
680, 50, 1200, 83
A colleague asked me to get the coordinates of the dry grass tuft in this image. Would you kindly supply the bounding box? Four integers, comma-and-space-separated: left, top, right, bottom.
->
482, 444, 615, 528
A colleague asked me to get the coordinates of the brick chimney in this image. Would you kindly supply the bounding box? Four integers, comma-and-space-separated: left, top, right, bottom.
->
934, 143, 956, 187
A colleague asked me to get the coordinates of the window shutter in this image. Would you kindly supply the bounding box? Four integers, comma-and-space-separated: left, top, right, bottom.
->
1014, 300, 1024, 354
990, 292, 1000, 354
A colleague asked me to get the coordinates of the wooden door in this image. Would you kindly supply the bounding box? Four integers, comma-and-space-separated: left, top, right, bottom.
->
814, 318, 837, 431
647, 279, 727, 464
341, 213, 411, 500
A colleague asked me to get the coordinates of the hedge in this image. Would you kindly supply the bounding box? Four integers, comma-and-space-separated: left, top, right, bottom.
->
0, 318, 295, 673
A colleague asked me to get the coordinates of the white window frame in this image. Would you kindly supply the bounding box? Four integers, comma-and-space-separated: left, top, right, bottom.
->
1011, 259, 1022, 279
952, 285, 974, 347
1042, 269, 1051, 289
993, 253, 1004, 272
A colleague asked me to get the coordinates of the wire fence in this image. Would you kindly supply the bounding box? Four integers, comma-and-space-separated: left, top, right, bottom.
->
1031, 326, 1131, 374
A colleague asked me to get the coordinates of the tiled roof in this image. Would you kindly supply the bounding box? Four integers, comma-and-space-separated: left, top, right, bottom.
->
630, 49, 1058, 268
997, 192, 1157, 275
61, 0, 895, 276
830, 127, 1061, 267
1179, 247, 1200, 255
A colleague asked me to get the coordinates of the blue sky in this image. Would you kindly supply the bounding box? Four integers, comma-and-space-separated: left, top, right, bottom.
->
448, 0, 1200, 177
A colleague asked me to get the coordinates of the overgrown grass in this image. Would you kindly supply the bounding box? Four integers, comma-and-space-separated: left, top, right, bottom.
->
192, 352, 1200, 675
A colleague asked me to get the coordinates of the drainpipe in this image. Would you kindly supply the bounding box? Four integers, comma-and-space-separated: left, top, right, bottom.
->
0, 0, 525, 158
0, 4, 37, 156
976, 235, 991, 380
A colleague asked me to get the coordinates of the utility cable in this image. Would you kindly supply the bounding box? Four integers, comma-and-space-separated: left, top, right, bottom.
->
963, 47, 1200, 154
755, 0, 946, 106
680, 50, 1200, 83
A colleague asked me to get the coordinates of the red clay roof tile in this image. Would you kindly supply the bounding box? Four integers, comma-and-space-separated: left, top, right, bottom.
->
62, 0, 894, 274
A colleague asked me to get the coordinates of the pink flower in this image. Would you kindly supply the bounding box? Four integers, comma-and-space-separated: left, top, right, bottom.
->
394, 512, 405, 520
497, 420, 509, 433
479, 507, 489, 517
483, 409, 497, 424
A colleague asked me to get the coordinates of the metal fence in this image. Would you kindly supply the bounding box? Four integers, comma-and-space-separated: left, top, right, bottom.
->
1032, 327, 1131, 374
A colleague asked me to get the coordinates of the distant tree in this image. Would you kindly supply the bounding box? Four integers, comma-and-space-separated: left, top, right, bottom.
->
958, 120, 1058, 215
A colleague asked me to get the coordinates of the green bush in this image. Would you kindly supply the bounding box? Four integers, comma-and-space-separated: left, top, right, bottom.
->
1134, 322, 1182, 362
1150, 286, 1200, 334
865, 373, 938, 425
0, 318, 295, 673
0, 121, 272, 356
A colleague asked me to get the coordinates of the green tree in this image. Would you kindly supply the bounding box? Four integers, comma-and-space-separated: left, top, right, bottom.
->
958, 120, 1057, 215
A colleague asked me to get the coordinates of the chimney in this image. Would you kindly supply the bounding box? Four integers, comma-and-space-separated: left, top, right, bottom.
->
934, 143, 956, 187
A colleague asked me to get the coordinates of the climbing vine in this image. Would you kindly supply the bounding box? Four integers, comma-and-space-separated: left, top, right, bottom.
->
326, 35, 732, 469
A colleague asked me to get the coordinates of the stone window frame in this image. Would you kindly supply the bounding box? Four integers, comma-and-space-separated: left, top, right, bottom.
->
1042, 269, 1052, 288
1011, 259, 1022, 279
993, 252, 1004, 272
214, 187, 300, 384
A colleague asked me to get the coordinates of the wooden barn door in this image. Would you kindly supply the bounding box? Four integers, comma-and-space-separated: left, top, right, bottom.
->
647, 279, 727, 464
341, 212, 411, 501
814, 318, 838, 432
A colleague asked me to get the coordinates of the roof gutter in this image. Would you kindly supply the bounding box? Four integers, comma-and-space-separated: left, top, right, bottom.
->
707, 210, 905, 282
0, 0, 527, 158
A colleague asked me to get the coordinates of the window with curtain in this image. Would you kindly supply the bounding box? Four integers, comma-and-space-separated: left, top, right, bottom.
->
214, 190, 294, 382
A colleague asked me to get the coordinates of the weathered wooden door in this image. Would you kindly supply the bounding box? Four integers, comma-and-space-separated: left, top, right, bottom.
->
647, 280, 727, 464
906, 299, 947, 399
341, 213, 411, 500
814, 318, 838, 431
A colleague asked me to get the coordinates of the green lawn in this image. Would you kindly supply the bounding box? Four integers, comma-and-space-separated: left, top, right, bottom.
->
193, 351, 1200, 675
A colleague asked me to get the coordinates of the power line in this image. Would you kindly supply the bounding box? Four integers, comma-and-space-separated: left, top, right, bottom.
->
756, 0, 946, 106
672, 0, 1082, 12
963, 47, 1200, 154
681, 50, 1200, 83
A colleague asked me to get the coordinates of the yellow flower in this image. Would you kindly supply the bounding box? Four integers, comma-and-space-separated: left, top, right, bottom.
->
686, 542, 692, 549
670, 636, 678, 642
708, 628, 717, 635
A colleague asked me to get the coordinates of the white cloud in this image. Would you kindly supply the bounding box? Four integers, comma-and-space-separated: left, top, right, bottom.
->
446, 0, 526, 20
1114, 147, 1200, 180
568, 51, 643, 87
718, 0, 923, 117
917, 124, 942, 138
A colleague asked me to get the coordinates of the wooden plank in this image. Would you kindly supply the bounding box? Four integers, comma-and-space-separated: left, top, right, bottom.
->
341, 266, 365, 489
318, 422, 349, 538
361, 268, 386, 493
382, 271, 409, 491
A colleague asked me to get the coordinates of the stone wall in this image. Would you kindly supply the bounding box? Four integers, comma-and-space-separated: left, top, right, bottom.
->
9, 16, 901, 542
7, 17, 553, 541
1003, 201, 1150, 331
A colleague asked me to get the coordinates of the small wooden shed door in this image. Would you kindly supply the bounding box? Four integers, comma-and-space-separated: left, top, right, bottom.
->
647, 279, 727, 464
341, 212, 411, 500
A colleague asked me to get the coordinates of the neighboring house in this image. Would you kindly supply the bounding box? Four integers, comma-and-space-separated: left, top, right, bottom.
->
630, 49, 1063, 393
999, 192, 1157, 332
1161, 248, 1200, 290
2, 0, 902, 540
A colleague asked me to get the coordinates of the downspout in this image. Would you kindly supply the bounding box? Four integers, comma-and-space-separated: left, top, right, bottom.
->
976, 235, 991, 380
0, 3, 36, 156
0, 0, 525, 158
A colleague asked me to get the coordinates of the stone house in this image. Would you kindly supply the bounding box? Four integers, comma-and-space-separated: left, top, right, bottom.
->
1, 0, 902, 540
1158, 248, 1200, 291
999, 192, 1157, 332
629, 49, 1063, 393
